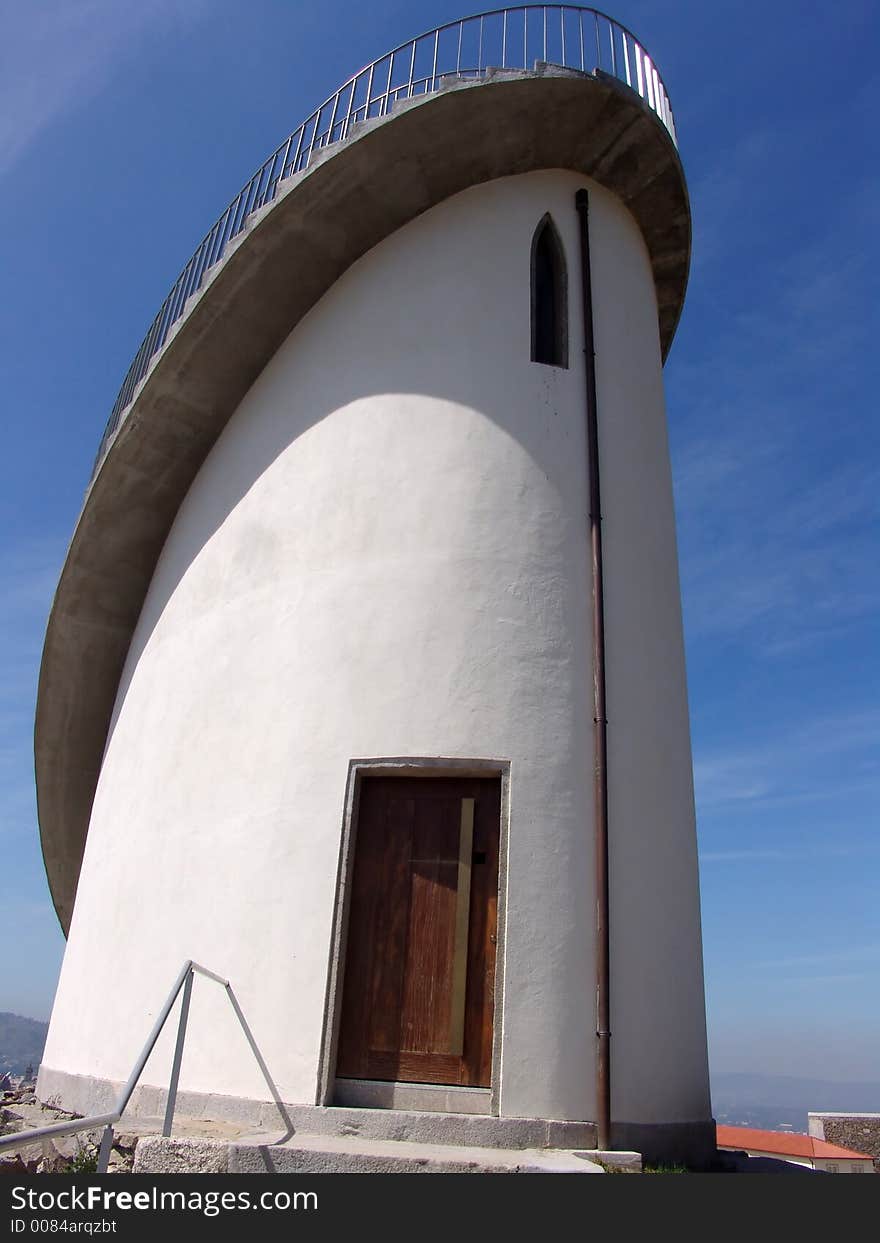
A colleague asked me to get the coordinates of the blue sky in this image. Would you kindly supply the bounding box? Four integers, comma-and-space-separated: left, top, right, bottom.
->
1, 1, 877, 1088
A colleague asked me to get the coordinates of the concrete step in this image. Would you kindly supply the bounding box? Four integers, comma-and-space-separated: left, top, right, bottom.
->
79, 1085, 600, 1153
242, 1104, 599, 1151
134, 1131, 612, 1174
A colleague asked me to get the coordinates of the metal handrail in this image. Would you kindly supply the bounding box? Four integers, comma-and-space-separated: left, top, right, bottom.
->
0, 961, 292, 1174
89, 6, 676, 482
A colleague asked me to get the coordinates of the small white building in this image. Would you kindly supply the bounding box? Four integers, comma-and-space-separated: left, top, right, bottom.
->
717, 1126, 876, 1173
35, 8, 713, 1167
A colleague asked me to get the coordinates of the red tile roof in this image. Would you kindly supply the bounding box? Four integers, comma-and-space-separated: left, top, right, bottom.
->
717, 1125, 873, 1161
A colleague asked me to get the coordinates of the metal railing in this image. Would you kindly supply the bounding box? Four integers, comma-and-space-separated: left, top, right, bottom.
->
89, 7, 676, 482
0, 961, 292, 1174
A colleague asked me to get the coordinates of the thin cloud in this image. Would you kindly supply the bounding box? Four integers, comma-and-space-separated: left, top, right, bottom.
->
753, 945, 880, 971
700, 843, 880, 864
0, 535, 68, 840
670, 128, 878, 655
780, 973, 871, 988
700, 849, 789, 863
0, 1, 210, 177
0, 535, 64, 651
693, 709, 880, 812
676, 453, 880, 647
688, 127, 778, 271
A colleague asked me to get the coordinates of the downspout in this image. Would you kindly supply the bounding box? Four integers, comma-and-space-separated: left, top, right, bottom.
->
575, 188, 611, 1152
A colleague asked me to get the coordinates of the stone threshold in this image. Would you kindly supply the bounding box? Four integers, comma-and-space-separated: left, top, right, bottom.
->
133, 1131, 643, 1175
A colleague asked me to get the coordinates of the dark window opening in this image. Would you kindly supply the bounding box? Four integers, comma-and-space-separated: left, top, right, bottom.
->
530, 215, 568, 369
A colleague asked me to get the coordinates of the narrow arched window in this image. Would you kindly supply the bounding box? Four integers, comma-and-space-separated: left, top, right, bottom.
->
531, 215, 568, 368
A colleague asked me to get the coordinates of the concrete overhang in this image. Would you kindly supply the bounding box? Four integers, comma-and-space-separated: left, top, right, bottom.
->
35, 66, 691, 932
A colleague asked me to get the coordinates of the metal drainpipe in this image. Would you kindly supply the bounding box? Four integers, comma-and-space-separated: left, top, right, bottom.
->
575, 188, 612, 1153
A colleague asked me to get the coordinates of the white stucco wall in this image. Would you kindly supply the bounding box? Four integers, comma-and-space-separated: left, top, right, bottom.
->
41, 169, 709, 1127
813, 1158, 874, 1173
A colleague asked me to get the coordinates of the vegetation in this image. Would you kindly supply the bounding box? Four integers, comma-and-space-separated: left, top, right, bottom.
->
67, 1146, 99, 1175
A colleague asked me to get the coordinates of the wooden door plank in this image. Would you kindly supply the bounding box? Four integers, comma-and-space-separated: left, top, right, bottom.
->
400, 794, 458, 1054
336, 783, 386, 1078
448, 798, 474, 1056
366, 795, 414, 1053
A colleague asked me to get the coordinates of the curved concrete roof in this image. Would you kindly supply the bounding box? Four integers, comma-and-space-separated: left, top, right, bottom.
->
36, 66, 690, 932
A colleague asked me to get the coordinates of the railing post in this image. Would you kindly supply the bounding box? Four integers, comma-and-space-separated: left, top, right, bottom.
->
96, 1125, 114, 1175
224, 984, 293, 1134
162, 967, 194, 1137
0, 960, 296, 1163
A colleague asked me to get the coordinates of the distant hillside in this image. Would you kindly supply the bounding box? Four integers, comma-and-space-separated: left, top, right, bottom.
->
0, 1013, 48, 1076
712, 1072, 880, 1133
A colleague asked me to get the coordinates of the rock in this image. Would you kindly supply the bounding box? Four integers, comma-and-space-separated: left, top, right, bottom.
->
106, 1150, 134, 1175
1, 1103, 67, 1135
52, 1134, 89, 1161
0, 1109, 23, 1136
134, 1136, 228, 1174
0, 1155, 29, 1176
0, 1142, 43, 1174
36, 1142, 69, 1174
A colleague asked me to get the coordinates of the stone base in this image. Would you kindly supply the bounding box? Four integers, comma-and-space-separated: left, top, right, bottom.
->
333, 1078, 491, 1115
612, 1118, 719, 1170
37, 1064, 714, 1167
36, 1064, 597, 1150
134, 1133, 608, 1175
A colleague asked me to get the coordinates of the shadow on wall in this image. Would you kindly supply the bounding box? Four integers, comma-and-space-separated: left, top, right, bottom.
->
719, 1151, 819, 1174
107, 173, 636, 743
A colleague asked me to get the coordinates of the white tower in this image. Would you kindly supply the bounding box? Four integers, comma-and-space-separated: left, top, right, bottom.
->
36, 8, 713, 1166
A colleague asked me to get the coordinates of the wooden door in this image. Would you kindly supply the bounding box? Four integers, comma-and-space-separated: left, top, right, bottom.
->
336, 776, 500, 1087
